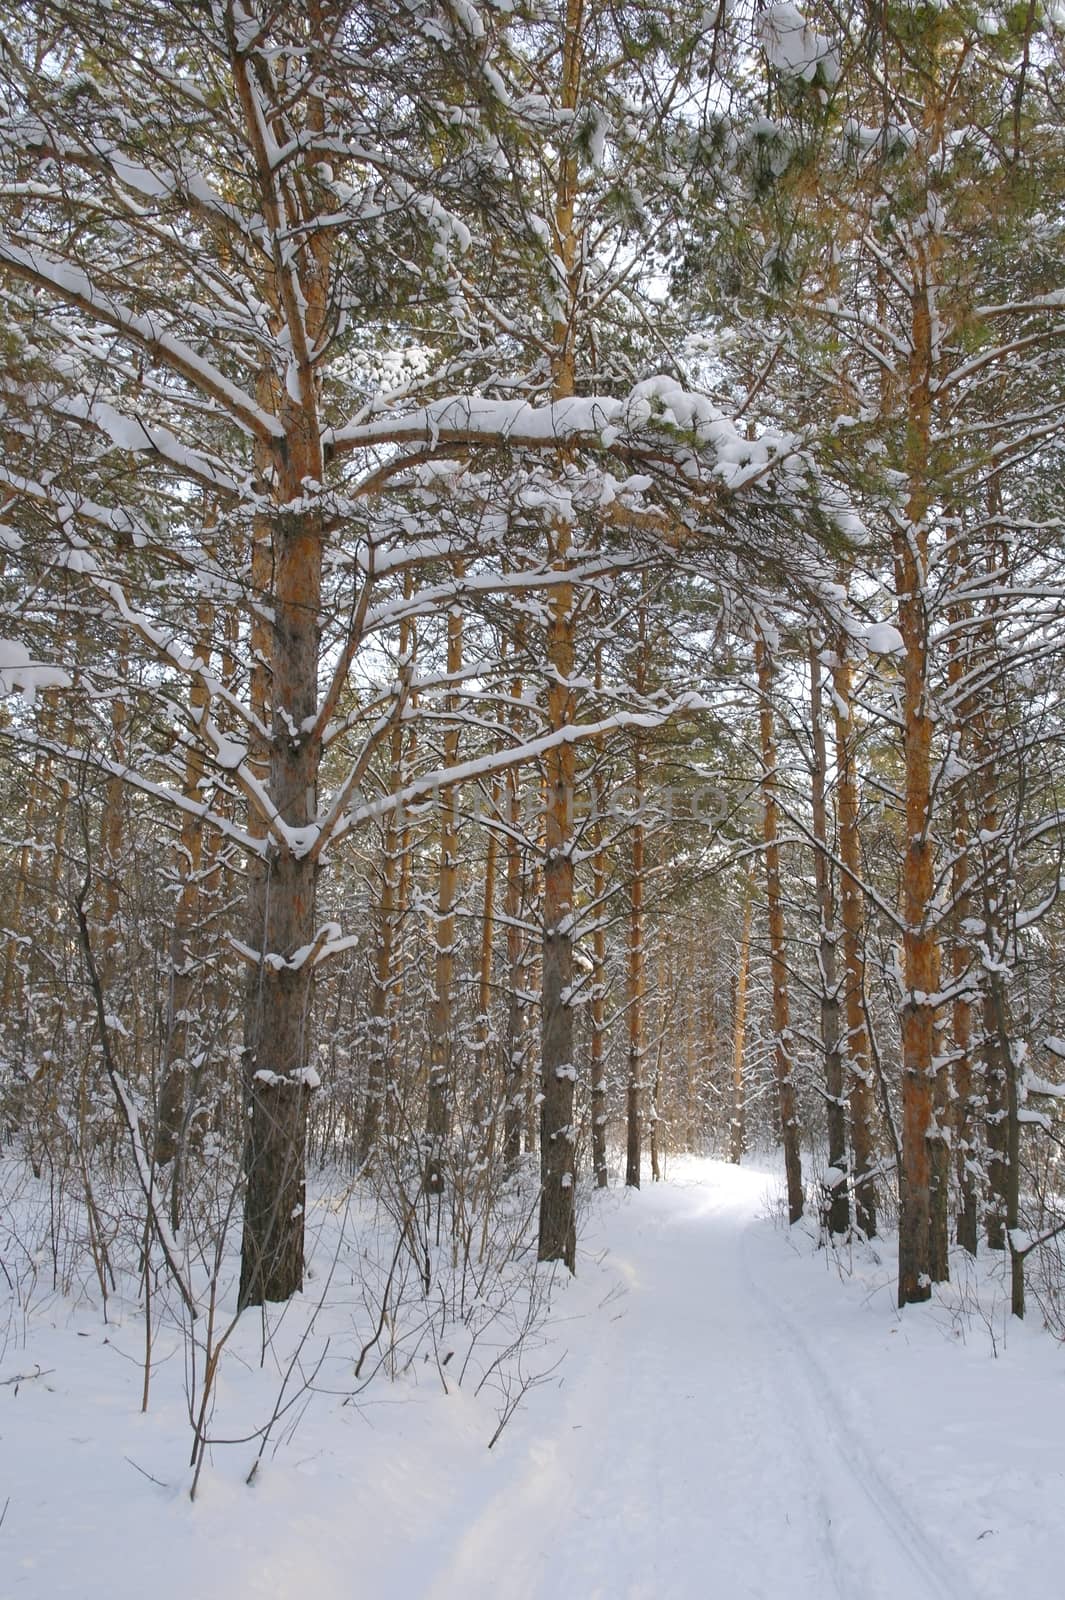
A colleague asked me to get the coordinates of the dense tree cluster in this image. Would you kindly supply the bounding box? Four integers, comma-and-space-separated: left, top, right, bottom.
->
2, 0, 1065, 1323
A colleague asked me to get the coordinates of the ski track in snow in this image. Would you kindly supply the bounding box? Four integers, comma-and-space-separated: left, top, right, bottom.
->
6, 1159, 1061, 1599
737, 1217, 968, 1600
387, 1168, 969, 1600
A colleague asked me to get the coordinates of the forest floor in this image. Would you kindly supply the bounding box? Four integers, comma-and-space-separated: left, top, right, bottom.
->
3, 1156, 1065, 1599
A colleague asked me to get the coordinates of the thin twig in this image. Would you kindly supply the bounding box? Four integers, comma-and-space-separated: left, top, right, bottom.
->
72, 868, 198, 1320
0, 1366, 53, 1387
124, 1457, 170, 1490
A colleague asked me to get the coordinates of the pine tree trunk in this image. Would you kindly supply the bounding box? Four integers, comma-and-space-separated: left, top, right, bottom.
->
360, 596, 414, 1168
729, 875, 754, 1166
589, 756, 609, 1188
625, 739, 645, 1190
473, 787, 499, 1147
425, 599, 464, 1194
537, 0, 583, 1271
503, 750, 528, 1173
809, 637, 847, 1235
897, 264, 944, 1306
236, 81, 334, 1296
897, 661, 939, 1302
362, 832, 398, 1169
975, 771, 1005, 1268
683, 929, 700, 1151
756, 634, 803, 1224
983, 983, 1009, 1252
831, 642, 877, 1237
539, 579, 578, 1266
239, 507, 322, 1308
2, 693, 57, 1022
984, 972, 1024, 1314
649, 932, 670, 1182
951, 828, 978, 1255
947, 580, 979, 1256
97, 638, 128, 988
524, 886, 542, 1160
155, 599, 212, 1225
385, 680, 418, 1148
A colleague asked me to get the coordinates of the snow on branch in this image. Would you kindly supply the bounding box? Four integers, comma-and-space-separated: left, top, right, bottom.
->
0, 640, 72, 705
3, 724, 266, 859
0, 234, 283, 446
329, 694, 712, 852
53, 396, 243, 499
758, 4, 839, 86
327, 383, 811, 497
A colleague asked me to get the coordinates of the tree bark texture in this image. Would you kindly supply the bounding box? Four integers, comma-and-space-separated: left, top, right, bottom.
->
809, 638, 848, 1236
537, 0, 583, 1271
239, 506, 322, 1308
831, 643, 877, 1238
756, 634, 803, 1224
729, 875, 754, 1167
424, 599, 463, 1194
897, 261, 944, 1307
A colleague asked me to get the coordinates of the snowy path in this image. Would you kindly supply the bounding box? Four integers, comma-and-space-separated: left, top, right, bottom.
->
7, 1158, 1065, 1600
392, 1166, 967, 1600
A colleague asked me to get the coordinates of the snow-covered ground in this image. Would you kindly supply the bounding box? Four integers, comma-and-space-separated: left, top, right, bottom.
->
3, 1157, 1064, 1599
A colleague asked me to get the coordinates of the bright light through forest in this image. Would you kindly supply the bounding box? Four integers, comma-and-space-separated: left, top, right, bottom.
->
2, 2, 1064, 1595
